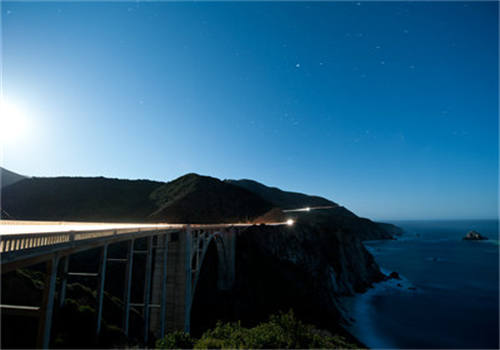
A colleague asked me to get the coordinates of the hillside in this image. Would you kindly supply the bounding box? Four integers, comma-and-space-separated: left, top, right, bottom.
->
228, 179, 394, 240
1, 169, 398, 239
1, 176, 163, 221
225, 179, 336, 209
149, 174, 273, 223
0, 167, 26, 188
1, 173, 272, 223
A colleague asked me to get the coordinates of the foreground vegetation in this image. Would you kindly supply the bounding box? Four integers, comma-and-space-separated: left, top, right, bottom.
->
156, 310, 359, 349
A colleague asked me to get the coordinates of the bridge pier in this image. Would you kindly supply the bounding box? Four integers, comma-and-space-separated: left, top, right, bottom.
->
184, 226, 193, 334
153, 227, 191, 335
159, 234, 169, 338
217, 228, 237, 290
150, 233, 169, 339
143, 237, 153, 344
229, 228, 236, 288
96, 244, 108, 336
58, 256, 70, 308
36, 255, 59, 349
122, 239, 134, 337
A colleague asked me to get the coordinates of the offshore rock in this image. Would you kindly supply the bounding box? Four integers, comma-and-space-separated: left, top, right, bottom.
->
387, 271, 401, 280
463, 230, 488, 241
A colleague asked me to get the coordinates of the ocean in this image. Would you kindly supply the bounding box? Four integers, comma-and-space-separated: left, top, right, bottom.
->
345, 219, 499, 349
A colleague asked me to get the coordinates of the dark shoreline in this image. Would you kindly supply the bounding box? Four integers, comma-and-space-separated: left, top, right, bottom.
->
345, 220, 500, 349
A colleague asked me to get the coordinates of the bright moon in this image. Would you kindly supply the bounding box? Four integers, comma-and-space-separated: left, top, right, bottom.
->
0, 99, 29, 145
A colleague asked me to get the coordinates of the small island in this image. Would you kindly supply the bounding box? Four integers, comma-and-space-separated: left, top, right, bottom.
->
463, 230, 488, 241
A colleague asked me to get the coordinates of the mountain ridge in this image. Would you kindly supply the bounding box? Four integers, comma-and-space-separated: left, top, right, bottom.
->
1, 168, 399, 239
225, 178, 337, 209
149, 173, 273, 223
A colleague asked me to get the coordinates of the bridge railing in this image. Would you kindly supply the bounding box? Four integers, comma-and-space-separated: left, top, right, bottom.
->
0, 226, 184, 254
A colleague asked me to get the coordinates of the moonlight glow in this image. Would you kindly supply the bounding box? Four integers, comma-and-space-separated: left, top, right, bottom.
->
0, 99, 29, 145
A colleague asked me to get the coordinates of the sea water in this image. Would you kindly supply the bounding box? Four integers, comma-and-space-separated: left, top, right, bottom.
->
345, 220, 499, 349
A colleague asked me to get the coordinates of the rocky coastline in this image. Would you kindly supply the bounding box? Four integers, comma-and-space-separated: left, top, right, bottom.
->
191, 210, 395, 344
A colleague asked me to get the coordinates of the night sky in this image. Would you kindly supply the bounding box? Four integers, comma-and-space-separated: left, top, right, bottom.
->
2, 1, 498, 220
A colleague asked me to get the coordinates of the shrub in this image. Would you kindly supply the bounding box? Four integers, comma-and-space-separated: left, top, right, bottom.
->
156, 331, 195, 349
194, 321, 251, 349
157, 310, 359, 349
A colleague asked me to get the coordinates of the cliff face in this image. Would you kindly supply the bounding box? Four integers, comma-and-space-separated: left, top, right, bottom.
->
376, 222, 404, 237
191, 211, 385, 339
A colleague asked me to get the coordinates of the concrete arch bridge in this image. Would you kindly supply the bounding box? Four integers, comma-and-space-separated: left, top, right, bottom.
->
0, 220, 287, 348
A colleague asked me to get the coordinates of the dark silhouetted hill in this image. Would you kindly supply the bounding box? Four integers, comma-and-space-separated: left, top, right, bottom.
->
1, 172, 272, 224
1, 168, 399, 238
1, 176, 162, 221
149, 174, 273, 223
225, 179, 336, 209
227, 179, 395, 240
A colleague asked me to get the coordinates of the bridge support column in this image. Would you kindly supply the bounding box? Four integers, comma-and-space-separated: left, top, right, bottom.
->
36, 255, 60, 349
59, 256, 70, 308
160, 234, 169, 338
150, 233, 169, 339
217, 228, 237, 290
184, 225, 192, 334
122, 239, 134, 337
228, 228, 236, 288
96, 244, 108, 336
160, 227, 190, 335
143, 236, 153, 344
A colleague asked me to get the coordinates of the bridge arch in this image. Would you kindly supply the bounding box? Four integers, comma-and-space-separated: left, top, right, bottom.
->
183, 228, 236, 334
191, 231, 232, 297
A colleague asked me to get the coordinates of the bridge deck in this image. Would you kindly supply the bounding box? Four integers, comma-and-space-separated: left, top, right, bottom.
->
0, 220, 181, 235
0, 220, 284, 272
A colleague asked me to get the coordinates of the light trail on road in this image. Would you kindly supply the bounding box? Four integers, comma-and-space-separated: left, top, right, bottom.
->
0, 205, 332, 235
282, 205, 335, 213
0, 220, 179, 235
0, 220, 292, 235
